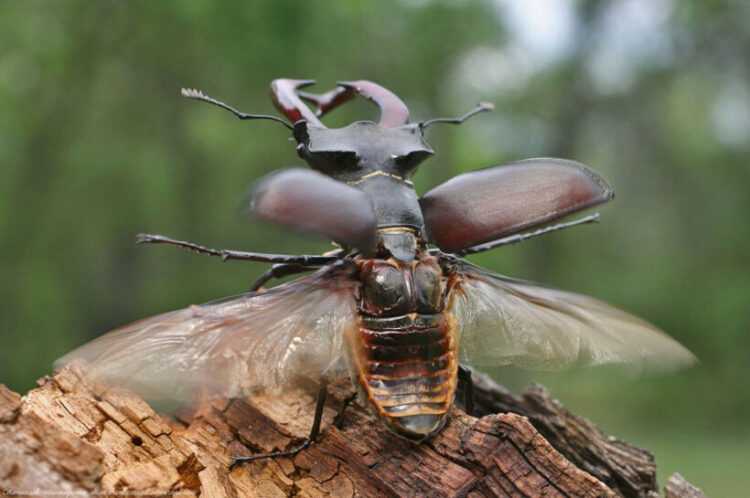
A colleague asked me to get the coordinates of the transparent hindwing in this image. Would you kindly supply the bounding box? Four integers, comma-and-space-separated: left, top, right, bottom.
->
55, 263, 359, 406
449, 261, 696, 372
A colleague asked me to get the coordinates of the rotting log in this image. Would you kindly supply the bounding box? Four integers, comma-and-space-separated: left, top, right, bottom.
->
0, 366, 706, 497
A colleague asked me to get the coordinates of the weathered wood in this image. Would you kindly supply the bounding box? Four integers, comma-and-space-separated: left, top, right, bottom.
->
0, 366, 705, 497
664, 474, 707, 498
468, 371, 658, 498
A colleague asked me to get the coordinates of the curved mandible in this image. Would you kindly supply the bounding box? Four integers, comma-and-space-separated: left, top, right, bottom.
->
270, 79, 324, 127
298, 86, 357, 117
338, 80, 410, 127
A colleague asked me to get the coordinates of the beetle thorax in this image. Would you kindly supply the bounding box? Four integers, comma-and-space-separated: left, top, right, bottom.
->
293, 120, 433, 246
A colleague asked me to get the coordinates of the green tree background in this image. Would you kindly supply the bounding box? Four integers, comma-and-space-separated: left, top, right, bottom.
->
1, 1, 747, 494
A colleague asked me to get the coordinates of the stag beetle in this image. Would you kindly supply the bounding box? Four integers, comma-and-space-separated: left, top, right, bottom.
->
57, 79, 695, 465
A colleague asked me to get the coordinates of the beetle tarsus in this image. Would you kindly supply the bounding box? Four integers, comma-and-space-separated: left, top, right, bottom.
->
231, 381, 328, 467
230, 440, 313, 468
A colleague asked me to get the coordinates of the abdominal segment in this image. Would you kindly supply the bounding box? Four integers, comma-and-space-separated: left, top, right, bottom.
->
351, 312, 459, 440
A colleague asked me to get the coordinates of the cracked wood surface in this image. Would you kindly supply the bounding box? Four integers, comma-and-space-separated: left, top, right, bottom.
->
0, 366, 705, 497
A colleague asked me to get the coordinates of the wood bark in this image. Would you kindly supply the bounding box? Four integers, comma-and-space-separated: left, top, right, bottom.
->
0, 366, 706, 497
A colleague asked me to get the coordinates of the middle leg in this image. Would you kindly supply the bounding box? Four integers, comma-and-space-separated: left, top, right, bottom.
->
458, 365, 475, 416
231, 379, 329, 467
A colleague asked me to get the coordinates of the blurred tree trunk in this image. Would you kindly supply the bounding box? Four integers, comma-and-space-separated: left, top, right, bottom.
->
0, 366, 705, 497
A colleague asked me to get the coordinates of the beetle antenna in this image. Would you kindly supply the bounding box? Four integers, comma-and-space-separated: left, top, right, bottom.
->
181, 88, 293, 130
420, 102, 495, 129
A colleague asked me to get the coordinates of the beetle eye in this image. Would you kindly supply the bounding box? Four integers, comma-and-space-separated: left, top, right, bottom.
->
322, 150, 358, 162
305, 150, 359, 175
395, 150, 432, 172
322, 150, 359, 169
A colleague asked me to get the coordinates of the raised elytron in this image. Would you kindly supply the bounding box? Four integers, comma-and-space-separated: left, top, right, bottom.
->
57, 79, 695, 465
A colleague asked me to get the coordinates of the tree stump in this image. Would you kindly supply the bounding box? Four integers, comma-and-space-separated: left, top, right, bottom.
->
0, 365, 706, 497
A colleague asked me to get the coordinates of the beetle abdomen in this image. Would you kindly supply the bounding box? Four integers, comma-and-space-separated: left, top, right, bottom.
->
352, 313, 459, 440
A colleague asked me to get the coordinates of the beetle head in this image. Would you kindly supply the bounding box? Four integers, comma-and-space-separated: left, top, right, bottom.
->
273, 79, 435, 182
292, 120, 434, 181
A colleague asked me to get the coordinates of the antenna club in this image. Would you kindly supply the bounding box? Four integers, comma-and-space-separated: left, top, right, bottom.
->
181, 87, 205, 99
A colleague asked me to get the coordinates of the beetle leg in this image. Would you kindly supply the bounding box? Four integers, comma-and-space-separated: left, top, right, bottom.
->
333, 390, 358, 429
251, 247, 345, 291
420, 101, 494, 129
250, 263, 318, 291
457, 213, 600, 256
428, 214, 599, 259
457, 365, 474, 416
135, 233, 339, 266
230, 380, 329, 467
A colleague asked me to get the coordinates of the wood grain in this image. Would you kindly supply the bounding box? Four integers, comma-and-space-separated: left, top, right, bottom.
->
0, 365, 704, 497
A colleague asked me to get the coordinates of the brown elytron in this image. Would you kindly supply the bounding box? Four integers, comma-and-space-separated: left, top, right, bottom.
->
56, 79, 697, 464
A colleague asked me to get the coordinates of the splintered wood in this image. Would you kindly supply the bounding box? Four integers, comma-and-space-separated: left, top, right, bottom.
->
0, 366, 704, 497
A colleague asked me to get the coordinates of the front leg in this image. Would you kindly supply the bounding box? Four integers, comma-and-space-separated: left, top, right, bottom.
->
136, 233, 338, 266
250, 249, 345, 291
250, 263, 318, 291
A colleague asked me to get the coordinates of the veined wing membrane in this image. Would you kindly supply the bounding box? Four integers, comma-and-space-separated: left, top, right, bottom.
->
55, 263, 358, 406
450, 262, 696, 371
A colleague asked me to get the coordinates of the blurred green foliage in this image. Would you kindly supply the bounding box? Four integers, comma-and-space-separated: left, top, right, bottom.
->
1, 0, 748, 494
